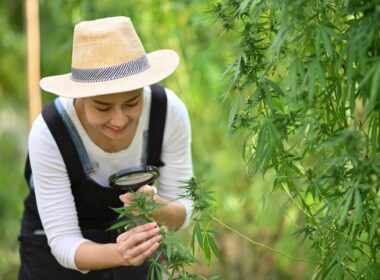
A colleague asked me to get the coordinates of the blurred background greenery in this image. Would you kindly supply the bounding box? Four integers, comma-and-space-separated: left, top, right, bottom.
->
0, 1, 317, 279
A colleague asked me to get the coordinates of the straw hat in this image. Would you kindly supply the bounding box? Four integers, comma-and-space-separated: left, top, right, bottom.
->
40, 16, 179, 98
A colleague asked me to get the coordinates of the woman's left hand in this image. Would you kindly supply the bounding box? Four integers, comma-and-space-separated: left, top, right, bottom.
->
119, 185, 159, 216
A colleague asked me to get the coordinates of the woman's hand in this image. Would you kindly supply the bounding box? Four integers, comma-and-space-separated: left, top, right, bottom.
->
116, 222, 161, 266
119, 185, 186, 231
119, 185, 158, 216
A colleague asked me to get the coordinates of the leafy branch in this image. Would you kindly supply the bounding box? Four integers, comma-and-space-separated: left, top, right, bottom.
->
211, 0, 380, 279
109, 183, 221, 280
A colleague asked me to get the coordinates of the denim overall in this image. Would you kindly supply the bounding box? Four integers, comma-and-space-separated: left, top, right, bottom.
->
18, 84, 167, 280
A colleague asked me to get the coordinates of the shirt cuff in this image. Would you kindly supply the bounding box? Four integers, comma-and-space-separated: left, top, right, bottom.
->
176, 197, 193, 230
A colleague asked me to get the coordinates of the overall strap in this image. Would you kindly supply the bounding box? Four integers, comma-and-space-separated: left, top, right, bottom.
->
147, 84, 167, 167
24, 154, 31, 184
41, 101, 86, 185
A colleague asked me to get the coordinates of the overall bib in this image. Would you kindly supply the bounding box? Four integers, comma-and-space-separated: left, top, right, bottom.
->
18, 84, 167, 280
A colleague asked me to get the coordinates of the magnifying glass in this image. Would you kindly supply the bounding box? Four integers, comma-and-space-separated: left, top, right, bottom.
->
108, 165, 160, 192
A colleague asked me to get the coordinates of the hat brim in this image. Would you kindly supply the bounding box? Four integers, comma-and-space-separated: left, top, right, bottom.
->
40, 50, 179, 98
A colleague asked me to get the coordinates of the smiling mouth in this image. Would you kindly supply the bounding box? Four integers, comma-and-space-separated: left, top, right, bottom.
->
106, 125, 126, 134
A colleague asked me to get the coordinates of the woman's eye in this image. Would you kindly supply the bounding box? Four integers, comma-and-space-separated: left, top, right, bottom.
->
126, 102, 138, 107
96, 107, 110, 112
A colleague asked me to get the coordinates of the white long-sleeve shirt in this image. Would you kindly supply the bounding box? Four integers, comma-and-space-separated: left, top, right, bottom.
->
28, 86, 193, 271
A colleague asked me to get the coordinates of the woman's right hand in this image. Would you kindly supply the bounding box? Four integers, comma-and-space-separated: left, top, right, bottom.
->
116, 222, 162, 266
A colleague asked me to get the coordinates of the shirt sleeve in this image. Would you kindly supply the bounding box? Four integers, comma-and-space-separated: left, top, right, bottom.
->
28, 114, 89, 272
158, 89, 194, 230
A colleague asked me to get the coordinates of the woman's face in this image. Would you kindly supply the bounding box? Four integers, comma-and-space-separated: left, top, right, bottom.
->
81, 89, 143, 141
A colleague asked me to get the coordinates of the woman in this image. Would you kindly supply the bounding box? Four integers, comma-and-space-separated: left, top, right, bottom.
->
18, 16, 193, 280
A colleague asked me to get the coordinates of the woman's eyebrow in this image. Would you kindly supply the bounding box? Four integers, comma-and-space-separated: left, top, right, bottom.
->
93, 100, 112, 105
93, 93, 142, 105
125, 93, 142, 103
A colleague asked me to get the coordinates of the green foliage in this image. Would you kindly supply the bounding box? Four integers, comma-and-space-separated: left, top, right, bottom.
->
110, 178, 220, 279
0, 129, 28, 279
212, 0, 380, 279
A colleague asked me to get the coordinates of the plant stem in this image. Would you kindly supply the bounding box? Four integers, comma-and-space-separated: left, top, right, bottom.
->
209, 213, 320, 264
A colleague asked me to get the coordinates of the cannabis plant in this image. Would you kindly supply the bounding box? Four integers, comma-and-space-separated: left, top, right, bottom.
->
110, 178, 221, 280
211, 0, 380, 279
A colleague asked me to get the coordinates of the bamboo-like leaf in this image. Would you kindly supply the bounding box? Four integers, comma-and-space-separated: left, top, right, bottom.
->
228, 95, 239, 128
203, 235, 211, 264
358, 64, 376, 90
166, 238, 172, 263
238, 0, 251, 15
338, 189, 353, 226
289, 59, 298, 97
307, 61, 316, 104
315, 28, 321, 59
191, 224, 196, 253
194, 222, 203, 249
107, 220, 130, 231
149, 265, 154, 280
315, 61, 327, 90
155, 264, 162, 280
320, 27, 333, 58
266, 79, 284, 97
262, 81, 276, 111
367, 61, 380, 116
110, 207, 127, 215
208, 234, 222, 261
353, 189, 363, 225
369, 208, 379, 242
251, 84, 262, 108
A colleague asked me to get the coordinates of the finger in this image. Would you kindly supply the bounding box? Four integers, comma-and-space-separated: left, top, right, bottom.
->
117, 227, 161, 260
116, 222, 158, 242
127, 234, 162, 258
137, 185, 156, 195
124, 226, 161, 248
119, 193, 133, 204
127, 240, 161, 266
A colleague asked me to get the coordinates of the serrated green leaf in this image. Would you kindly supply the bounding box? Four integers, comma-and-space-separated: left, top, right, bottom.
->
155, 264, 162, 280
338, 189, 353, 226
262, 81, 276, 111
191, 225, 196, 253
315, 61, 327, 90
320, 27, 333, 58
307, 62, 316, 104
266, 79, 284, 97
208, 235, 222, 261
228, 95, 240, 128
238, 0, 251, 15
289, 60, 298, 98
353, 190, 363, 224
110, 207, 127, 215
203, 235, 211, 265
107, 220, 130, 231
315, 28, 321, 59
369, 208, 379, 242
367, 62, 380, 116
194, 222, 203, 249
149, 264, 155, 280
251, 85, 262, 108
166, 238, 172, 262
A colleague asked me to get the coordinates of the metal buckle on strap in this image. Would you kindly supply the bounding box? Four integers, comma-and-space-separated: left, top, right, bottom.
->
33, 229, 45, 235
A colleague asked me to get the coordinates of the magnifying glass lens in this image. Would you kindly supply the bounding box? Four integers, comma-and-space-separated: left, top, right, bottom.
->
108, 165, 159, 192
114, 173, 154, 186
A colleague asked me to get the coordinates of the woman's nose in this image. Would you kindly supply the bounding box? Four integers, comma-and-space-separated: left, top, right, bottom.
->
109, 108, 128, 127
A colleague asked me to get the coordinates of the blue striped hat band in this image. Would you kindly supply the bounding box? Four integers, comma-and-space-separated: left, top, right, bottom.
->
70, 54, 150, 83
